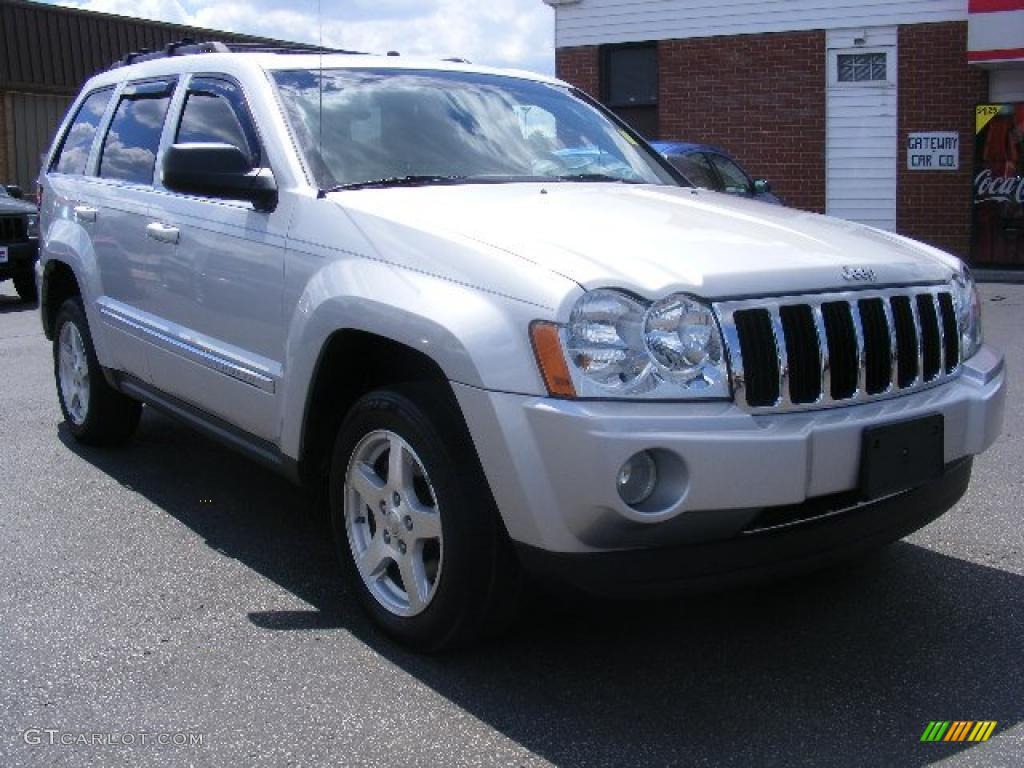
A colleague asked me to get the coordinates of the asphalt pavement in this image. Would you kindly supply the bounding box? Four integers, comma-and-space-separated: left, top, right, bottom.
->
1, 280, 1021, 767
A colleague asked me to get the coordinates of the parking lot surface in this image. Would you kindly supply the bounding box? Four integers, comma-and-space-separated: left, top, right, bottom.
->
1, 281, 1022, 767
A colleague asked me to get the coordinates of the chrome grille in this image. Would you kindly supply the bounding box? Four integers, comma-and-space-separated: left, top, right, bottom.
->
715, 287, 960, 412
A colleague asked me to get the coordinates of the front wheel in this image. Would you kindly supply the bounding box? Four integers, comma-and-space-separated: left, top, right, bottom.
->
329, 384, 519, 650
53, 298, 141, 445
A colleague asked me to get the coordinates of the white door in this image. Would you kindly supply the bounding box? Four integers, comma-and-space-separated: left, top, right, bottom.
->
826, 28, 898, 231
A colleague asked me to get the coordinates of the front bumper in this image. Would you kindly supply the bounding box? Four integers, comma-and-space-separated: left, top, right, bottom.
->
517, 457, 972, 597
0, 240, 39, 279
453, 345, 1005, 558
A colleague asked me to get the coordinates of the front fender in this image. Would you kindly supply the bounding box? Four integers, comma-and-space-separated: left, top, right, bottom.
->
277, 254, 582, 460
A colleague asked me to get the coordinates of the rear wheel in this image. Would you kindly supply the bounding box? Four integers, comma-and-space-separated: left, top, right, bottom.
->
329, 383, 519, 650
53, 297, 141, 445
13, 273, 37, 303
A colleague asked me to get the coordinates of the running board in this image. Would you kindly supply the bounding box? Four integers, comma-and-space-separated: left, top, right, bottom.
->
116, 373, 300, 483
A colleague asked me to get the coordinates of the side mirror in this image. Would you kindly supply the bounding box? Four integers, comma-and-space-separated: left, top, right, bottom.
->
5, 185, 24, 199
753, 179, 772, 195
162, 143, 278, 212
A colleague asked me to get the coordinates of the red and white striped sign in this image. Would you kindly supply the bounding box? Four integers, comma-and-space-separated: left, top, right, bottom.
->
968, 0, 1024, 63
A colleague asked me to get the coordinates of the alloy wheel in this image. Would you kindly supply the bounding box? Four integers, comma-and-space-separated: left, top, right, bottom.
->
58, 321, 90, 426
344, 430, 444, 617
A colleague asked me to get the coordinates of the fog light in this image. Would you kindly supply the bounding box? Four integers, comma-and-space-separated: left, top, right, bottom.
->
617, 451, 657, 507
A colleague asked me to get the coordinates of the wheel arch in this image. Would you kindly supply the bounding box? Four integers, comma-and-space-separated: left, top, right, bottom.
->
292, 328, 470, 489
41, 259, 83, 340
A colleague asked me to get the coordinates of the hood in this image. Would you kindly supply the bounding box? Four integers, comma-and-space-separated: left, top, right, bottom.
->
0, 194, 36, 215
331, 183, 956, 300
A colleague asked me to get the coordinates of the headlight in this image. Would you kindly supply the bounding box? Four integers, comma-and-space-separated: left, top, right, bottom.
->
951, 265, 982, 360
644, 294, 727, 392
26, 213, 40, 239
565, 289, 653, 394
534, 289, 731, 399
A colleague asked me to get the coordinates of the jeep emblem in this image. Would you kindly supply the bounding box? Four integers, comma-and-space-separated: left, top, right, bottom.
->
842, 266, 877, 282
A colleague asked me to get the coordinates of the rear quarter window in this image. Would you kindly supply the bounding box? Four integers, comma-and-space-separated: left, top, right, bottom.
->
51, 88, 114, 175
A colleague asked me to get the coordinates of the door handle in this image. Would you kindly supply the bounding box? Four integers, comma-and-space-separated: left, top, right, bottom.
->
73, 205, 97, 223
145, 222, 180, 245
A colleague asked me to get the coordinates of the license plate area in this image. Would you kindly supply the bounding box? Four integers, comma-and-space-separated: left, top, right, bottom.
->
860, 414, 944, 500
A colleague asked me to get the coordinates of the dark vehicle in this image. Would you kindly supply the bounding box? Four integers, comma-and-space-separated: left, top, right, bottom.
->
651, 141, 782, 205
0, 184, 40, 302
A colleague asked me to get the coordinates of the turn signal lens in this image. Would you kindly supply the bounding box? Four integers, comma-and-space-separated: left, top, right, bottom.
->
530, 321, 576, 398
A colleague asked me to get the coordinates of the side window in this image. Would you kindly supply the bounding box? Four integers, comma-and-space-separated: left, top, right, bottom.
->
52, 89, 114, 176
708, 153, 752, 195
98, 82, 174, 185
175, 78, 260, 167
668, 153, 718, 190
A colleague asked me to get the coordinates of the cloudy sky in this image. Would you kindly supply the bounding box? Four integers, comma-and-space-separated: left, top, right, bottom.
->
42, 0, 556, 75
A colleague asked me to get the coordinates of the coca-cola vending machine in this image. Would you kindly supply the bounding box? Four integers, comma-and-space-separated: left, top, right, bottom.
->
972, 103, 1024, 267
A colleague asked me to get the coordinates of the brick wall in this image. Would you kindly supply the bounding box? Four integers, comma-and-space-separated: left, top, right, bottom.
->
556, 34, 827, 214
657, 32, 827, 213
556, 26, 985, 252
897, 22, 988, 259
555, 46, 600, 100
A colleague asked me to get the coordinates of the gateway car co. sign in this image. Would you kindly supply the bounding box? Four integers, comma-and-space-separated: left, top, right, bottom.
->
907, 132, 960, 170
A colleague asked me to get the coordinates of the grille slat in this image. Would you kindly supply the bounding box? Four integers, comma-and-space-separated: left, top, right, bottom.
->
719, 288, 958, 412
0, 215, 28, 243
857, 298, 892, 395
917, 294, 942, 382
822, 302, 858, 400
937, 293, 960, 373
780, 305, 821, 404
890, 296, 919, 388
734, 309, 779, 407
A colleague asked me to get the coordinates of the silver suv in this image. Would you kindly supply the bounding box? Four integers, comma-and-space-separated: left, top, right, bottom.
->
38, 43, 1006, 649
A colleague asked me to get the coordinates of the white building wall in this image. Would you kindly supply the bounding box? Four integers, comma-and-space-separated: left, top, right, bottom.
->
549, 0, 966, 48
825, 27, 899, 231
990, 69, 1024, 102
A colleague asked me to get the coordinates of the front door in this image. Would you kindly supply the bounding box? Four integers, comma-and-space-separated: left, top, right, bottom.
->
144, 76, 288, 442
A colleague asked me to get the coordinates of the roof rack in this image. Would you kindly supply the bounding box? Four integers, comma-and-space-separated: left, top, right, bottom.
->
108, 39, 366, 70
222, 42, 368, 56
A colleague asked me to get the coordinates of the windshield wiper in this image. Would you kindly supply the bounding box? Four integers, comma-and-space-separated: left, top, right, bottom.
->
319, 175, 469, 194
555, 173, 642, 184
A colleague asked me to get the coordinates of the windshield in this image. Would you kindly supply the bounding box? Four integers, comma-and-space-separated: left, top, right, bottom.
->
272, 68, 679, 190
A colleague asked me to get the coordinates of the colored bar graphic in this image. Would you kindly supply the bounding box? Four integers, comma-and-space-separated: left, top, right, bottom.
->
945, 721, 973, 741
921, 721, 997, 742
921, 722, 951, 741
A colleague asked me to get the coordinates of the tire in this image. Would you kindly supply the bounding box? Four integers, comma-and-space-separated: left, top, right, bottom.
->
13, 273, 37, 303
53, 297, 141, 445
329, 383, 520, 651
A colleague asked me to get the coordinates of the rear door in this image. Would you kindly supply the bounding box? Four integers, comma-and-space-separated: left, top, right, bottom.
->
88, 78, 177, 380
143, 75, 287, 442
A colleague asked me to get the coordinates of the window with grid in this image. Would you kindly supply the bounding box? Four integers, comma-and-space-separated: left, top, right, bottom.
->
836, 53, 887, 83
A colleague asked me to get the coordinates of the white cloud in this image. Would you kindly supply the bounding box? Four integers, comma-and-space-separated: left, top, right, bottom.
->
46, 0, 555, 75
